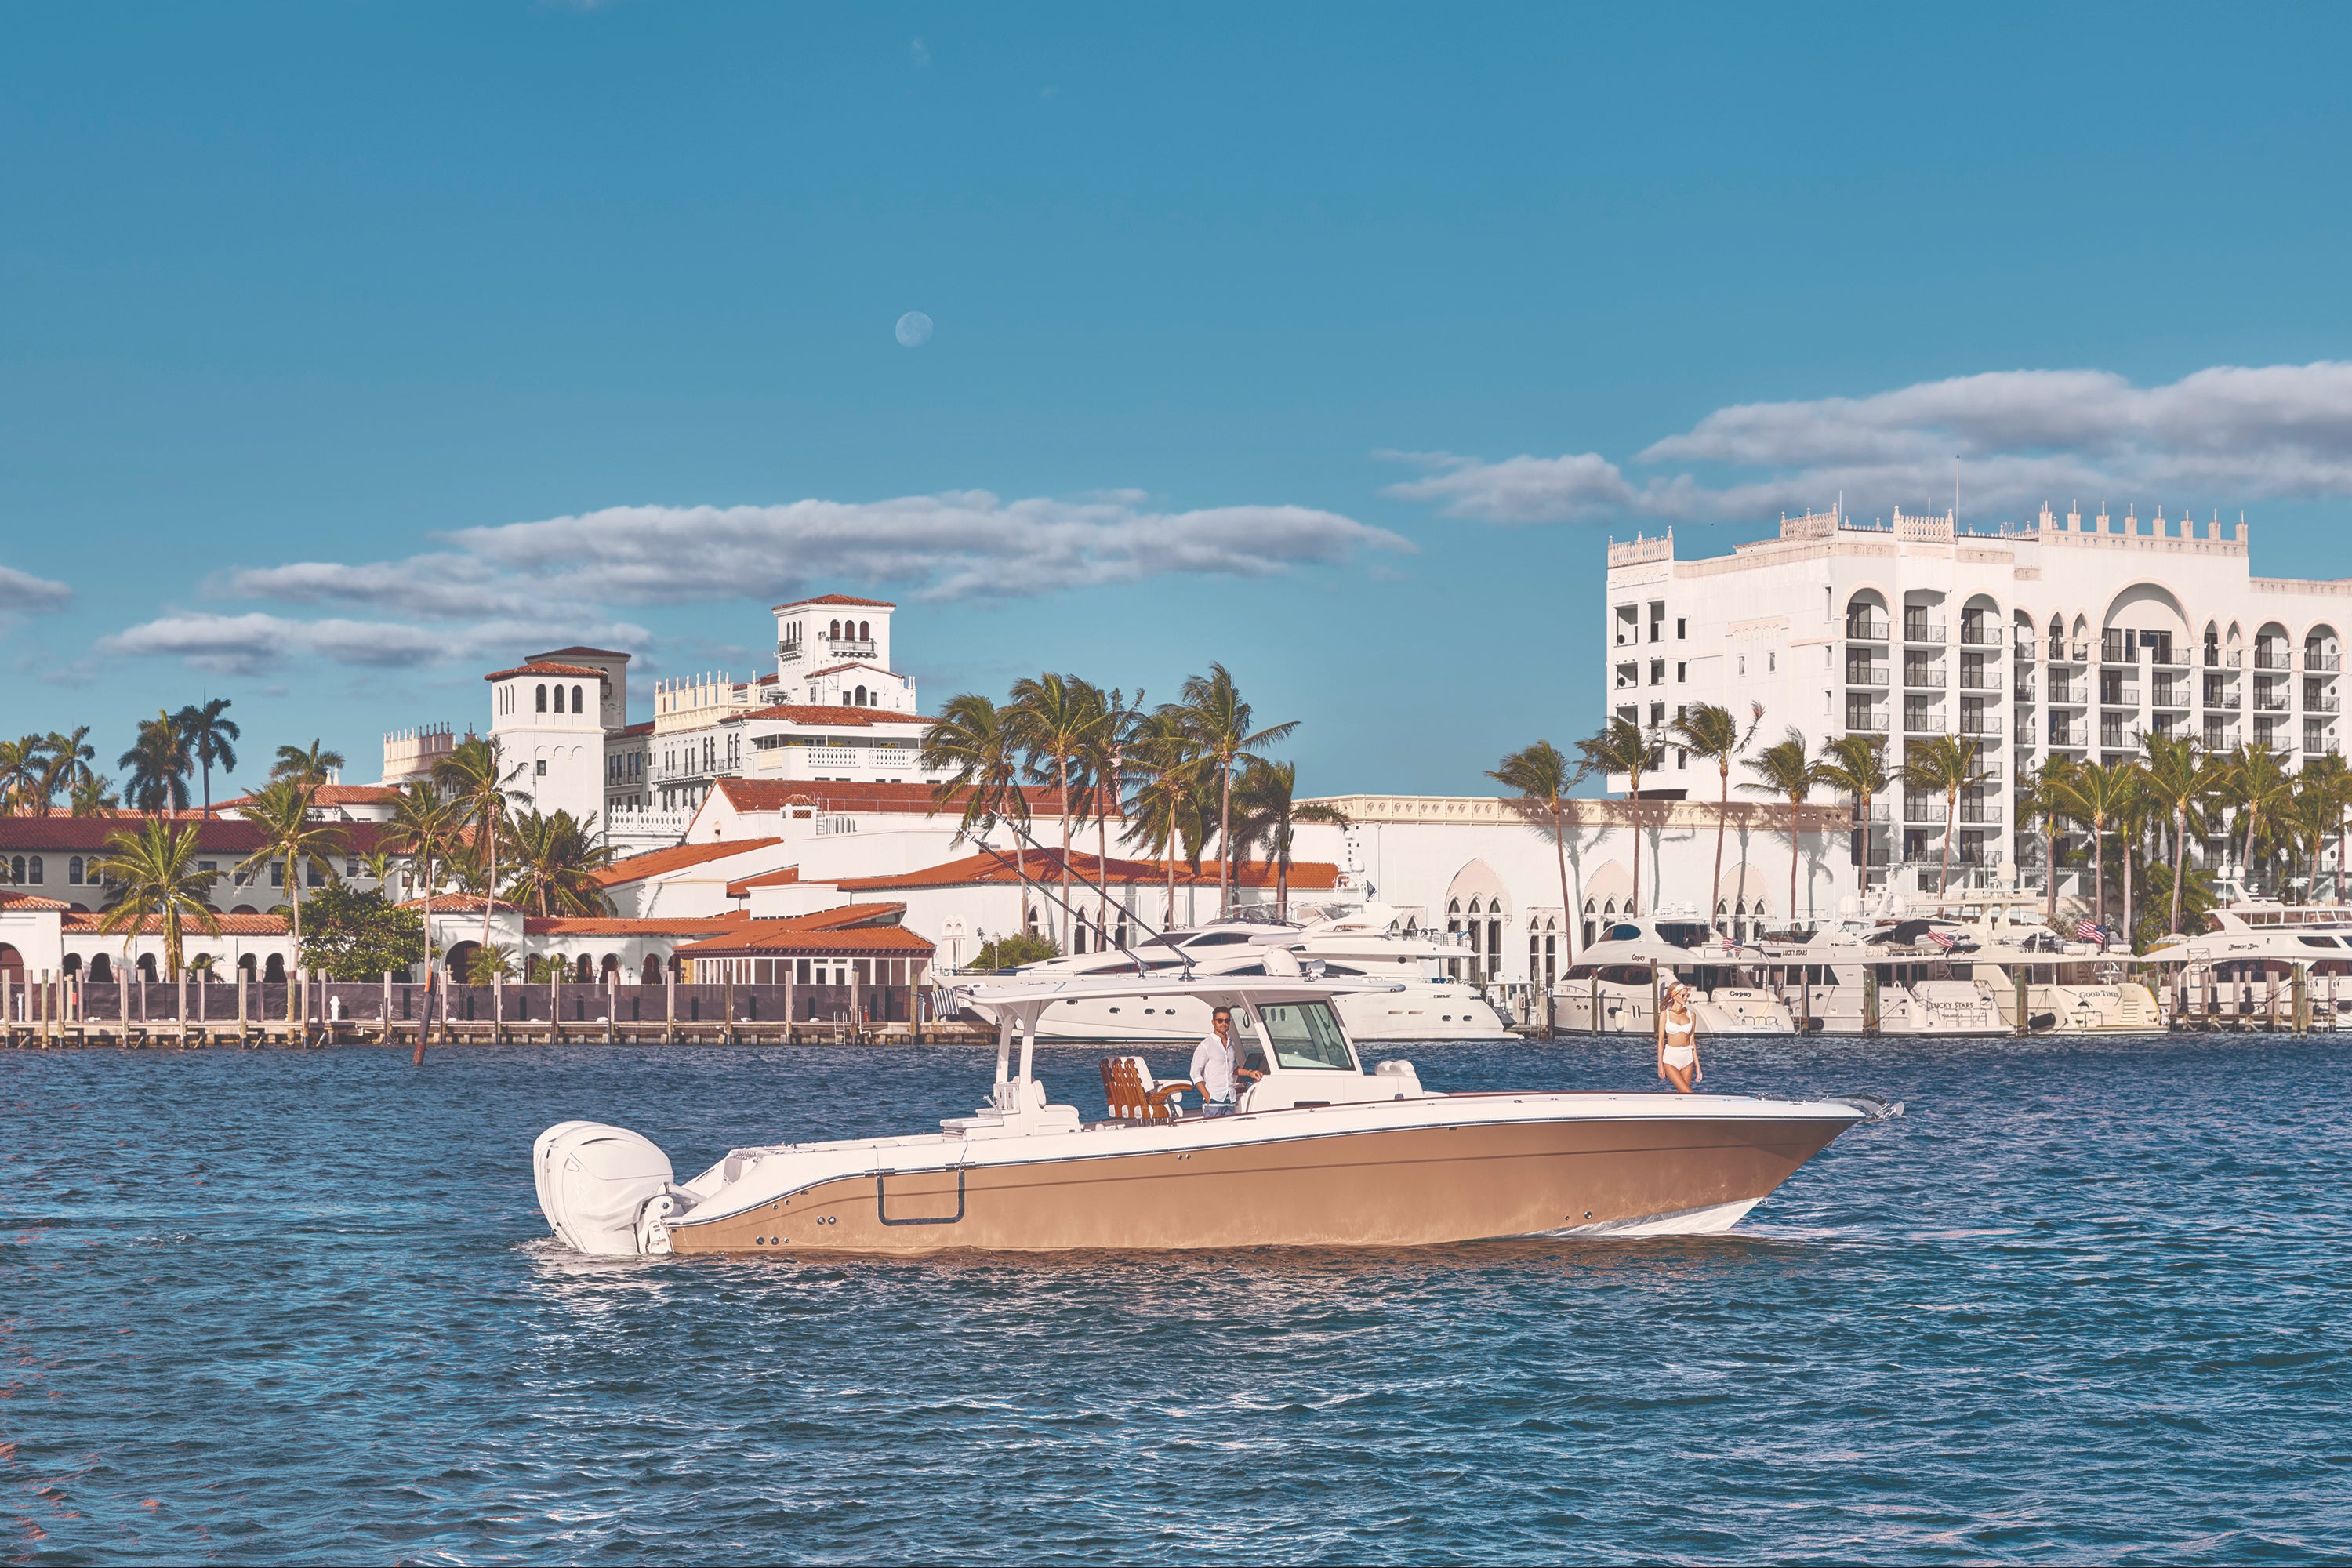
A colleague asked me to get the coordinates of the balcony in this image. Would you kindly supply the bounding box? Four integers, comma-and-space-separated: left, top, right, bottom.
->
2049, 725, 2088, 747
2203, 726, 2240, 750
2204, 648, 2242, 668
2100, 637, 2139, 664
2255, 648, 2292, 670
2151, 682, 2190, 710
1903, 707, 1947, 734
2310, 652, 2343, 673
1615, 664, 1639, 690
1958, 622, 2000, 647
2013, 682, 2038, 703
1904, 620, 1947, 644
1846, 713, 1890, 734
1904, 666, 1946, 691
2048, 681, 2087, 705
826, 638, 880, 661
2048, 641, 2089, 664
1960, 671, 2000, 691
2253, 693, 2289, 713
2100, 687, 2141, 708
2308, 694, 2344, 715
1846, 665, 1890, 688
1961, 717, 1999, 737
2148, 648, 2190, 670
1846, 615, 1890, 641
776, 641, 805, 663
1903, 799, 1947, 824
1959, 804, 1999, 826
2099, 726, 2135, 750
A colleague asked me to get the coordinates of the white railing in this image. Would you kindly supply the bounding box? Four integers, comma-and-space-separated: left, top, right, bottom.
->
808, 747, 864, 768
869, 748, 920, 769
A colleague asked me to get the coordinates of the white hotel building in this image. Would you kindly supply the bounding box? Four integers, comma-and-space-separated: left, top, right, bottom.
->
1606, 503, 2349, 897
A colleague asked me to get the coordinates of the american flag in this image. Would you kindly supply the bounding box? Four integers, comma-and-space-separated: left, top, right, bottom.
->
2076, 919, 2105, 942
1925, 928, 1957, 949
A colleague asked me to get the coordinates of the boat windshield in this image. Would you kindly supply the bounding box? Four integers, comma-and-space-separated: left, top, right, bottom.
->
1256, 1000, 1355, 1071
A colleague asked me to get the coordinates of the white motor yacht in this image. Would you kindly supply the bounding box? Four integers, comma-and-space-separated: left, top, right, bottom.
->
535, 972, 1879, 1256
985, 905, 1513, 1043
2142, 899, 2352, 1028
1550, 916, 1795, 1035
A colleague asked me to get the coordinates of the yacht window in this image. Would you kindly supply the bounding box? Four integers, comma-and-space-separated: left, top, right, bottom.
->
2298, 935, 2342, 949
1606, 923, 1642, 942
1185, 932, 1258, 947
1258, 1000, 1355, 1070
1316, 963, 1367, 975
1562, 964, 1595, 981
1218, 963, 1268, 977
1599, 965, 1653, 986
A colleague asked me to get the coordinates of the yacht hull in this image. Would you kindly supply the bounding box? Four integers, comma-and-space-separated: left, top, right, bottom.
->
664, 1107, 1854, 1255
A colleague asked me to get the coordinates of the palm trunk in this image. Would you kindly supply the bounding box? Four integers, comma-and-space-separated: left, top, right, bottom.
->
1710, 764, 1729, 934
1628, 768, 1643, 917
1937, 788, 1958, 911
2093, 818, 2107, 936
1788, 796, 1802, 928
287, 855, 303, 1022
1554, 804, 1575, 964
1218, 757, 1234, 916
2121, 830, 2135, 952
2045, 820, 2059, 921
1056, 757, 1074, 950
2171, 806, 2188, 933
1094, 784, 1114, 947
2337, 813, 2347, 904
1857, 791, 1872, 901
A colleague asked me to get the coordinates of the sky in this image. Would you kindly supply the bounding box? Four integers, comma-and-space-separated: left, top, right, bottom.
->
9, 3, 2352, 801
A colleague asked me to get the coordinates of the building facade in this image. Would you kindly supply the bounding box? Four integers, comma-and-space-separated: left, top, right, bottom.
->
1607, 504, 2350, 895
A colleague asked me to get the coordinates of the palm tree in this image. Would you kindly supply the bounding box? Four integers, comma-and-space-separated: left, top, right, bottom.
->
435, 735, 526, 964
1073, 686, 1144, 946
271, 739, 346, 791
71, 773, 121, 818
2016, 755, 2079, 922
0, 734, 42, 815
922, 693, 1034, 928
2285, 774, 2340, 900
118, 711, 193, 814
1669, 702, 1765, 934
1574, 717, 1663, 916
1230, 759, 1349, 921
1007, 673, 1109, 949
2053, 759, 2140, 938
2293, 751, 2352, 903
37, 728, 97, 817
95, 818, 221, 982
466, 943, 516, 985
1897, 735, 1996, 910
2220, 742, 2294, 894
503, 809, 617, 916
172, 700, 240, 818
2139, 735, 2221, 934
382, 779, 460, 1044
1488, 739, 1584, 966
1178, 663, 1298, 917
1740, 728, 1820, 931
1816, 734, 1893, 903
234, 779, 347, 1015
1123, 707, 1214, 926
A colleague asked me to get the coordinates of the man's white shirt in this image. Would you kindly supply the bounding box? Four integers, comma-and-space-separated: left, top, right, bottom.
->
1189, 1032, 1237, 1103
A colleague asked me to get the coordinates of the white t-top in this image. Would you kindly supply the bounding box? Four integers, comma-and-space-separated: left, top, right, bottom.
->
1189, 1032, 1238, 1103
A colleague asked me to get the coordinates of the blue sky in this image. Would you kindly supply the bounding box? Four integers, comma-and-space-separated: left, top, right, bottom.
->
8, 3, 2352, 799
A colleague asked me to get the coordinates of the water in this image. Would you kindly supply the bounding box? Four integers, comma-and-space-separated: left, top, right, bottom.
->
5, 1033, 2347, 1564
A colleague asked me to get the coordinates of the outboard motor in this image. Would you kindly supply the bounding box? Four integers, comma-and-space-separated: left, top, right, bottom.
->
535, 1121, 679, 1256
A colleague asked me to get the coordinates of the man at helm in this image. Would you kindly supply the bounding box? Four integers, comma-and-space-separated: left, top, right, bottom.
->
1189, 1005, 1263, 1116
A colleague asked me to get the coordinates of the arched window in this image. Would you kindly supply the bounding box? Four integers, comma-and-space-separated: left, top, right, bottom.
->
830, 619, 842, 638
90, 953, 114, 982
855, 685, 868, 706
535, 684, 548, 712
27, 856, 40, 884
236, 954, 254, 978
642, 955, 662, 985
138, 953, 158, 982
575, 955, 593, 982
68, 855, 82, 884
61, 953, 80, 976
263, 954, 286, 983
554, 684, 566, 713
572, 685, 585, 713
8, 856, 21, 882
858, 620, 870, 641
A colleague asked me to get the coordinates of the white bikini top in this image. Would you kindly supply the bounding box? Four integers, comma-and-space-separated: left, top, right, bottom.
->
1661, 1010, 1696, 1044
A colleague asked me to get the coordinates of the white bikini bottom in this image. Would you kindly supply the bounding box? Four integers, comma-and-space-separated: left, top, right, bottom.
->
1662, 1043, 1697, 1069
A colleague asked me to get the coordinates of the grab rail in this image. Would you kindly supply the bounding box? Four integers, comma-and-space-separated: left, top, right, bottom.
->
876, 1167, 967, 1225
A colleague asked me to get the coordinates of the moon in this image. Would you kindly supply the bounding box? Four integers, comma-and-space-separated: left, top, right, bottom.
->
895, 311, 934, 348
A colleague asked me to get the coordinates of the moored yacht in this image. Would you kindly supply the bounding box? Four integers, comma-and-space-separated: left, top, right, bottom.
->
987, 905, 1513, 1043
535, 972, 1880, 1255
1550, 916, 1795, 1035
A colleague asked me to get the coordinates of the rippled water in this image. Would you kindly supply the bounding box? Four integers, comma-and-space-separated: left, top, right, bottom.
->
5, 1033, 2347, 1564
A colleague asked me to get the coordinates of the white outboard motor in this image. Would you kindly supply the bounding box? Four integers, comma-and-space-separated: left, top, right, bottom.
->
535, 1121, 679, 1256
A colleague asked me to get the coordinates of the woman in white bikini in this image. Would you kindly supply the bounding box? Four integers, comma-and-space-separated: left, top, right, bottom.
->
1656, 982, 1701, 1094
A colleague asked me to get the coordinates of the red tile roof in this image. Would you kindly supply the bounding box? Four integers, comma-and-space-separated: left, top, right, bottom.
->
673, 903, 933, 956
617, 720, 655, 737
710, 779, 1069, 817
724, 866, 801, 897
484, 661, 611, 682
590, 836, 784, 887
521, 913, 753, 937
774, 593, 896, 610
396, 893, 527, 914
216, 782, 401, 812
62, 911, 290, 935
834, 847, 1341, 892
726, 702, 929, 728
0, 890, 70, 910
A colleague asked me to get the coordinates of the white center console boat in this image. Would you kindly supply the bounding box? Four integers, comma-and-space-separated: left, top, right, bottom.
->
535, 974, 1877, 1256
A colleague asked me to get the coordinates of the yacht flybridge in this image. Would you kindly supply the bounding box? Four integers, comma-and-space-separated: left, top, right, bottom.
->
989, 905, 1513, 1043
535, 974, 1875, 1256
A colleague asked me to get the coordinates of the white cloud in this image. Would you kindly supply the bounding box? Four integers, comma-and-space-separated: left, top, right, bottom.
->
116, 489, 1408, 675
0, 564, 72, 613
1388, 361, 2352, 525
